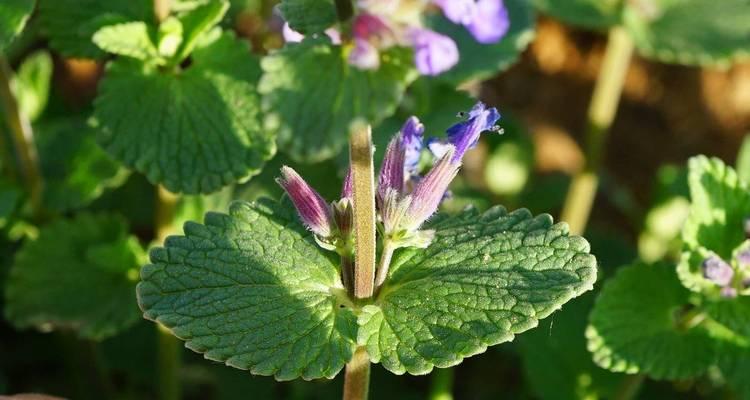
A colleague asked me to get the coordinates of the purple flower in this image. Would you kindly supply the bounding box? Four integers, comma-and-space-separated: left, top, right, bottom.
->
402, 146, 460, 231
277, 166, 333, 237
349, 38, 380, 70
408, 28, 459, 76
353, 13, 394, 45
721, 286, 738, 299
430, 102, 501, 162
434, 0, 510, 44
400, 116, 425, 175
702, 256, 734, 287
341, 168, 353, 199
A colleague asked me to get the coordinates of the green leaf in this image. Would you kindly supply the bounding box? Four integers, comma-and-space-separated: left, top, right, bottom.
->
259, 38, 417, 162
429, 0, 536, 85
587, 262, 715, 380
533, 0, 623, 29
0, 0, 34, 51
93, 30, 275, 194
278, 0, 337, 34
173, 0, 230, 64
717, 343, 750, 399
358, 206, 597, 375
623, 0, 750, 66
704, 297, 750, 339
678, 156, 750, 292
4, 213, 144, 340
0, 181, 21, 229
93, 22, 159, 61
518, 293, 623, 400
35, 116, 128, 212
38, 0, 153, 59
137, 199, 358, 380
11, 51, 53, 122
736, 134, 750, 183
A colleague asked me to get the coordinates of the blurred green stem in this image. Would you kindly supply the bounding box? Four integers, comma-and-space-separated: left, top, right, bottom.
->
343, 347, 371, 400
335, 0, 354, 22
155, 185, 181, 400
0, 55, 42, 217
428, 368, 454, 400
614, 374, 645, 400
560, 27, 634, 235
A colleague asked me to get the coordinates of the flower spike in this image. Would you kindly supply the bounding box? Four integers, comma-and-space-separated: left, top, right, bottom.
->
400, 116, 425, 174
276, 166, 333, 238
445, 102, 501, 162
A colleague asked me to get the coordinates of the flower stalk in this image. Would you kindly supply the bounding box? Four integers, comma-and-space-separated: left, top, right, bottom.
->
560, 27, 634, 235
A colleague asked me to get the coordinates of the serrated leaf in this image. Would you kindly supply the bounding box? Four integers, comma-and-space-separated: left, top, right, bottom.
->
623, 0, 750, 66
278, 0, 337, 34
259, 38, 417, 162
94, 31, 275, 194
429, 0, 536, 85
173, 0, 229, 64
705, 297, 750, 339
358, 206, 597, 375
137, 199, 358, 380
93, 22, 159, 61
4, 214, 144, 340
587, 262, 715, 380
38, 0, 153, 59
11, 51, 53, 122
678, 156, 750, 292
35, 116, 128, 212
533, 0, 623, 29
0, 0, 34, 51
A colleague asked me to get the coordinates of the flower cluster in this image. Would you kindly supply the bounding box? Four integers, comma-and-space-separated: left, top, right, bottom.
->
277, 102, 501, 287
701, 221, 750, 298
283, 0, 510, 76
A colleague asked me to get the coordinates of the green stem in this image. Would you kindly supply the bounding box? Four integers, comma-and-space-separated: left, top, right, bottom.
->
341, 253, 354, 296
343, 347, 371, 400
374, 240, 395, 290
613, 374, 645, 400
428, 368, 454, 400
155, 185, 181, 400
0, 55, 42, 217
560, 27, 634, 235
349, 122, 376, 299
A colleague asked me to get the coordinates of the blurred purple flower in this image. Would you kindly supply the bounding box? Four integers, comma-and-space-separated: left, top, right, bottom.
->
349, 38, 381, 70
434, 0, 510, 44
400, 117, 425, 174
408, 28, 459, 76
737, 249, 750, 267
277, 166, 333, 237
429, 102, 501, 162
721, 286, 738, 299
702, 256, 734, 287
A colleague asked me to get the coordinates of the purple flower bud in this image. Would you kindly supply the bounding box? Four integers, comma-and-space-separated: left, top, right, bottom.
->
408, 28, 459, 76
400, 116, 425, 175
341, 168, 353, 199
403, 146, 460, 230
349, 38, 380, 70
276, 166, 333, 237
445, 102, 501, 162
434, 0, 477, 25
378, 136, 406, 204
466, 0, 510, 44
721, 286, 738, 299
332, 198, 353, 238
702, 256, 734, 287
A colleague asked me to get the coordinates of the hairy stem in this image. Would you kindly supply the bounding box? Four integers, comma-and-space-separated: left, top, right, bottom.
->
334, 0, 354, 22
0, 55, 42, 217
349, 122, 376, 299
560, 27, 634, 235
343, 347, 371, 400
428, 368, 454, 400
374, 240, 395, 290
155, 185, 181, 400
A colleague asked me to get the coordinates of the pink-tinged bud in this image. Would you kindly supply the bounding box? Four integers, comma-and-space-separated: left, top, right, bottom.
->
702, 256, 734, 287
332, 198, 354, 238
341, 168, 353, 199
403, 146, 460, 231
378, 136, 406, 204
353, 13, 394, 46
721, 286, 738, 299
276, 166, 333, 237
349, 38, 380, 70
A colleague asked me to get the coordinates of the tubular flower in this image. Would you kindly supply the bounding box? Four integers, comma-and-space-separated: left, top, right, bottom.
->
434, 0, 510, 44
429, 102, 502, 161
